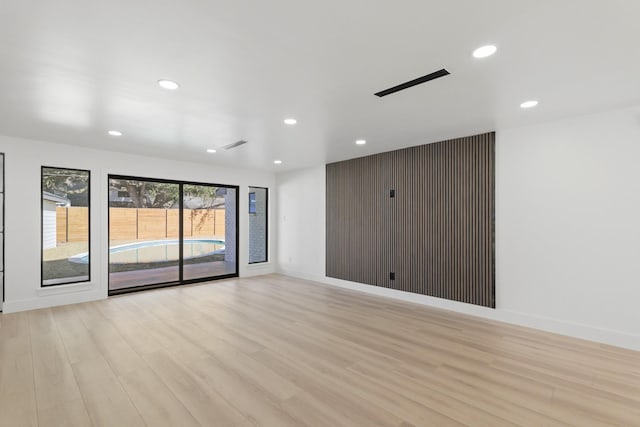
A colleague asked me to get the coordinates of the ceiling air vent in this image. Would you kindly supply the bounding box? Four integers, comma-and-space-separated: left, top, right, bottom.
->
374, 68, 450, 97
222, 140, 248, 150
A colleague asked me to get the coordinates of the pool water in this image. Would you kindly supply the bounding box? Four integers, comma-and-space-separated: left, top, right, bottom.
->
69, 239, 225, 264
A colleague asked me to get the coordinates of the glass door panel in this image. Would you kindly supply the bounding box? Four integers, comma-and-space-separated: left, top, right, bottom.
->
108, 178, 179, 291
183, 185, 236, 281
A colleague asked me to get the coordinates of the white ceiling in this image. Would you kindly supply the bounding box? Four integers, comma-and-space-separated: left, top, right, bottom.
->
1, 0, 639, 171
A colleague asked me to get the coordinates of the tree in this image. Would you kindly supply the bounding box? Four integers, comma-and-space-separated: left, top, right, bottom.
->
42, 168, 89, 207
111, 179, 220, 208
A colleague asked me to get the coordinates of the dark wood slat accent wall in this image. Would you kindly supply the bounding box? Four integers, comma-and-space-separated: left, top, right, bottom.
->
326, 132, 495, 308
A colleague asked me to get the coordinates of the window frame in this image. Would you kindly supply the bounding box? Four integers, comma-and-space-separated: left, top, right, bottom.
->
248, 186, 268, 264
41, 166, 91, 287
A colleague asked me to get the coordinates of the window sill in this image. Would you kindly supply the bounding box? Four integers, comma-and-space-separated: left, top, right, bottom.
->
247, 262, 271, 269
37, 281, 94, 296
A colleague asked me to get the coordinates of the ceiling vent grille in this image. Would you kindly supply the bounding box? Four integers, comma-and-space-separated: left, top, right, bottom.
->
222, 140, 248, 150
374, 68, 450, 97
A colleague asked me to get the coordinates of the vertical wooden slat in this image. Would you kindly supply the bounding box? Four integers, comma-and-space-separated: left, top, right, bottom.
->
326, 132, 495, 308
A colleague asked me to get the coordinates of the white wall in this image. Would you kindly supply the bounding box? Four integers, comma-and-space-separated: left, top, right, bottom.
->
0, 135, 276, 313
495, 105, 640, 347
277, 104, 640, 351
277, 166, 326, 279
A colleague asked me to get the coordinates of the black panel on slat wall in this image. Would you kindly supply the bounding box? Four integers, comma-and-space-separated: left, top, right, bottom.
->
326, 132, 495, 308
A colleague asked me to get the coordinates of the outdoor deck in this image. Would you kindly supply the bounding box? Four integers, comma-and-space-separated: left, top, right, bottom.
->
109, 261, 237, 291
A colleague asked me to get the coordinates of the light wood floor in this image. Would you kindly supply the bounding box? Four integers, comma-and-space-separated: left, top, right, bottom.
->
1, 275, 639, 427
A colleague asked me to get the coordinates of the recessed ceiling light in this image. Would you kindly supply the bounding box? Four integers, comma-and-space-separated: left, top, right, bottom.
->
355, 139, 367, 145
472, 45, 497, 59
273, 160, 283, 164
206, 149, 217, 153
520, 100, 539, 109
158, 79, 180, 90
108, 130, 122, 137
284, 118, 297, 125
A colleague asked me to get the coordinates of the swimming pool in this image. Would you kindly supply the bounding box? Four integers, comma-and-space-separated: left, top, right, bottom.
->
69, 239, 225, 264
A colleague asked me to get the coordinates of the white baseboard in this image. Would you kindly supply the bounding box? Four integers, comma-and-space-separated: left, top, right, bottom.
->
2, 289, 106, 313
277, 268, 640, 352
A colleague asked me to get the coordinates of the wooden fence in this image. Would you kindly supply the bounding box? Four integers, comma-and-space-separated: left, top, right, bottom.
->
56, 207, 225, 243
56, 207, 88, 243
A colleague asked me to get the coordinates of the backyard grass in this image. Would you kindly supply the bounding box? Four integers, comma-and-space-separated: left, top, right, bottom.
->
43, 242, 88, 261
43, 242, 89, 281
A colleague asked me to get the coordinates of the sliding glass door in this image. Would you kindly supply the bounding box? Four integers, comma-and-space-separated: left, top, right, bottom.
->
108, 176, 238, 294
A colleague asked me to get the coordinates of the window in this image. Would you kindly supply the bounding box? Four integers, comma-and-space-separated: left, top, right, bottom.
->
41, 167, 90, 286
248, 187, 267, 263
